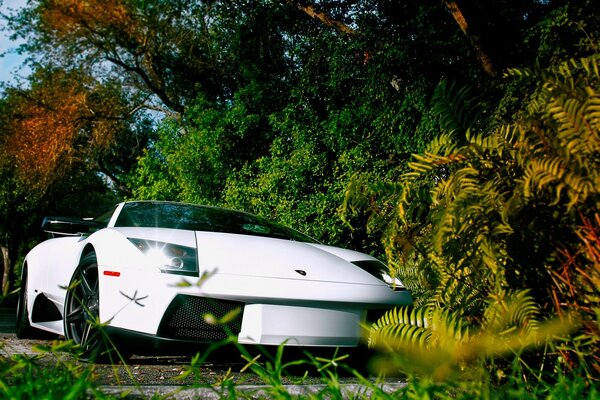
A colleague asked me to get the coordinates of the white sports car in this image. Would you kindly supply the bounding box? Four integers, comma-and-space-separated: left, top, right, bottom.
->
16, 201, 412, 360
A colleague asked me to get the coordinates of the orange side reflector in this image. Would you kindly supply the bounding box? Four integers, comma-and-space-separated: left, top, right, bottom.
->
103, 271, 121, 277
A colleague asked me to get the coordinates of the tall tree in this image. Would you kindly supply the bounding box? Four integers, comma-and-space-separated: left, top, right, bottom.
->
0, 67, 149, 295
7, 0, 232, 114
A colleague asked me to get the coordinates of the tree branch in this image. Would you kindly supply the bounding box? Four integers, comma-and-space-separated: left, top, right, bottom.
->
442, 0, 497, 77
286, 1, 355, 35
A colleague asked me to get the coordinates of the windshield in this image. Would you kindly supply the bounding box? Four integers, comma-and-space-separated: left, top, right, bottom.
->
93, 205, 119, 227
114, 201, 319, 243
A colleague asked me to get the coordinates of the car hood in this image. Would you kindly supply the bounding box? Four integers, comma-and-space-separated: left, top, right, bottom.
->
112, 227, 386, 286
194, 231, 384, 286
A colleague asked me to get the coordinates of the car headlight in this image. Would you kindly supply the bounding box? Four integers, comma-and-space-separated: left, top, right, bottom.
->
128, 238, 198, 276
351, 260, 407, 291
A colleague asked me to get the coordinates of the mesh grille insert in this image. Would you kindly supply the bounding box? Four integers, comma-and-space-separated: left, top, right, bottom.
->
157, 295, 244, 342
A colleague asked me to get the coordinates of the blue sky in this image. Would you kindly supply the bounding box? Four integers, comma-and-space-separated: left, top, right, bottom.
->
0, 0, 29, 87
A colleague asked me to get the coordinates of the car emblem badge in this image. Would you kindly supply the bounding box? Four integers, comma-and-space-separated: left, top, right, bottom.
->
295, 269, 307, 276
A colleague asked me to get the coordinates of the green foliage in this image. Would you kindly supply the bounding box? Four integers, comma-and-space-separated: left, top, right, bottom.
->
348, 54, 600, 383
394, 367, 599, 400
368, 290, 552, 375
369, 305, 470, 351
0, 342, 107, 399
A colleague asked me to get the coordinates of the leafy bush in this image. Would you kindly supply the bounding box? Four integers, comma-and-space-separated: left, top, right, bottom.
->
344, 54, 600, 384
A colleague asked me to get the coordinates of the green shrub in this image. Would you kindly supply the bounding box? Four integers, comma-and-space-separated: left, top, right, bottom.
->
344, 54, 600, 386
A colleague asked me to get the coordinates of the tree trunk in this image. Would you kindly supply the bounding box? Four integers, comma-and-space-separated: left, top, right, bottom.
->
442, 0, 497, 77
1, 244, 10, 297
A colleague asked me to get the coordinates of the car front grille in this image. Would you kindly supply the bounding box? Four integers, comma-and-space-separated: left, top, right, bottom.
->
157, 295, 244, 342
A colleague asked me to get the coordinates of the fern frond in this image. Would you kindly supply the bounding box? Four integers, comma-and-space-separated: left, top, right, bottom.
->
369, 306, 431, 348
484, 290, 540, 335
369, 306, 471, 351
432, 80, 482, 136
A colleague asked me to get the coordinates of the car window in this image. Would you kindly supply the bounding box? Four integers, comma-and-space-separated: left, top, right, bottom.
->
114, 202, 319, 243
93, 205, 119, 227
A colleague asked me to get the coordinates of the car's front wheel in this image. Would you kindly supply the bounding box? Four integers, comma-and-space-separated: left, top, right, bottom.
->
64, 252, 115, 362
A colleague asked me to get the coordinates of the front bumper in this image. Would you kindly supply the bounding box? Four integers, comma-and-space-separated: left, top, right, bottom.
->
107, 294, 367, 349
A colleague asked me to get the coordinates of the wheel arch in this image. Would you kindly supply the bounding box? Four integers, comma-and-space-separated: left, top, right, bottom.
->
81, 243, 97, 260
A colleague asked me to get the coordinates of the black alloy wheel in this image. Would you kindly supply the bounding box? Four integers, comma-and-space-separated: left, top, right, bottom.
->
64, 252, 111, 362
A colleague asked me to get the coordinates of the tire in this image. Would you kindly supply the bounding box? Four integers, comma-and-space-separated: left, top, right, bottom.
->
64, 253, 119, 362
15, 267, 36, 339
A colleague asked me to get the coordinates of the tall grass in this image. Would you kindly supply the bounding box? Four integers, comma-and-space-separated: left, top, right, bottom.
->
1, 332, 598, 399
